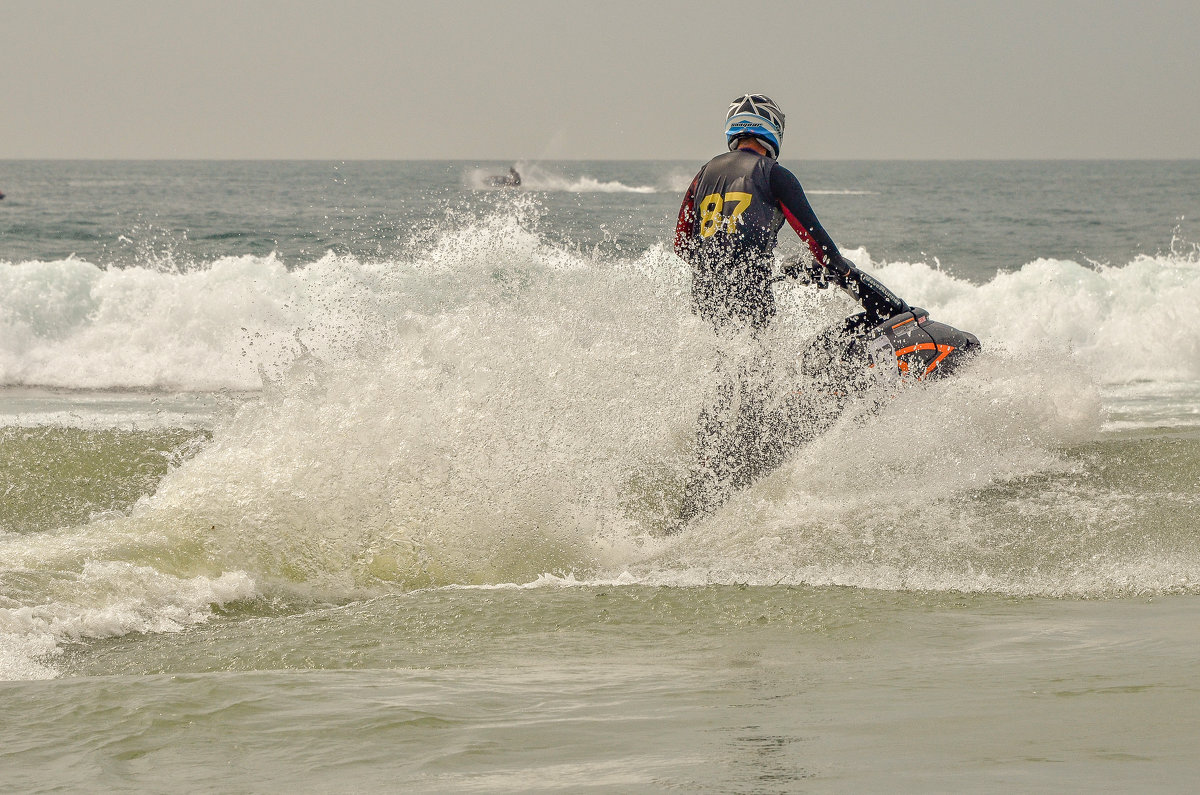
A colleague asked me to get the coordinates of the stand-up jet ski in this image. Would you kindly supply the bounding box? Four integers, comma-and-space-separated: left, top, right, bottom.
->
672, 257, 980, 530
786, 255, 980, 384
487, 167, 522, 188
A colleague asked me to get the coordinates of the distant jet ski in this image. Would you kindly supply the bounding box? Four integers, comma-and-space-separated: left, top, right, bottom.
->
488, 167, 521, 188
673, 257, 981, 529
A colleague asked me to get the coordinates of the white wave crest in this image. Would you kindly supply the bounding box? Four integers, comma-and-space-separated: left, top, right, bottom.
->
0, 562, 255, 680
5, 240, 1199, 393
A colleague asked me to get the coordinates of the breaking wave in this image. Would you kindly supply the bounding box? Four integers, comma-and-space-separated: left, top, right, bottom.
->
4, 208, 1200, 678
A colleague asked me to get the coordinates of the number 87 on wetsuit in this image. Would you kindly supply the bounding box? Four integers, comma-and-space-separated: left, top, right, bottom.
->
674, 93, 850, 334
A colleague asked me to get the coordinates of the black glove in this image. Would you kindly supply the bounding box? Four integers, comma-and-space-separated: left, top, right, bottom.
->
781, 256, 828, 288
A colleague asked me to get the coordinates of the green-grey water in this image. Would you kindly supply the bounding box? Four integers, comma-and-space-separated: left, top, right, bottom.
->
6, 589, 1198, 791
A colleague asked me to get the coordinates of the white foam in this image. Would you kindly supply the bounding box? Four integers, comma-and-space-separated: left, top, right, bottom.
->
0, 561, 256, 680
4, 211, 1200, 657
860, 251, 1200, 384
5, 237, 1197, 394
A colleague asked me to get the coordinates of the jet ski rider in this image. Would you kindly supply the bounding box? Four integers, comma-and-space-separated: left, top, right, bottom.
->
671, 94, 867, 529
674, 93, 856, 333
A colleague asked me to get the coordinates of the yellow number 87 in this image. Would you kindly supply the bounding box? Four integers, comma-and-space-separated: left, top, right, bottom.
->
698, 191, 753, 238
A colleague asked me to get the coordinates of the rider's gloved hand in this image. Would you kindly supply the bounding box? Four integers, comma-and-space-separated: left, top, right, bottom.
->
782, 257, 828, 287
781, 258, 805, 280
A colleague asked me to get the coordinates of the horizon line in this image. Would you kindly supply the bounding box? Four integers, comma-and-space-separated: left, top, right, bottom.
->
4, 156, 1199, 163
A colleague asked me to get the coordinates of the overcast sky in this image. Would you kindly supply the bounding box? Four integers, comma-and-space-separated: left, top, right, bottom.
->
3, 0, 1198, 160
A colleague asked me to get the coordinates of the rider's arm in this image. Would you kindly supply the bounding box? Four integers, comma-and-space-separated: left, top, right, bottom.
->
839, 266, 910, 321
769, 163, 849, 276
771, 163, 909, 320
673, 174, 698, 259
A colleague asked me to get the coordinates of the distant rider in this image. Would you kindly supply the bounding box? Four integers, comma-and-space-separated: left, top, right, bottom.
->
488, 166, 522, 188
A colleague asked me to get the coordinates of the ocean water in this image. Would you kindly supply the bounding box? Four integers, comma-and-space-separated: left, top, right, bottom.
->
2, 159, 1199, 791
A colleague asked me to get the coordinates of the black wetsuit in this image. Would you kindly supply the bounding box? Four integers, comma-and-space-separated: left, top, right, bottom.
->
674, 149, 842, 332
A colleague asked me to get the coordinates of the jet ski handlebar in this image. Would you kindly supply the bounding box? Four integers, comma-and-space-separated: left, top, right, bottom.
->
775, 255, 910, 323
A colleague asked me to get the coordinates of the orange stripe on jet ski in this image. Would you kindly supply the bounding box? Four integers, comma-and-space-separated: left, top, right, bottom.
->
894, 343, 957, 379
923, 344, 956, 375
893, 342, 935, 357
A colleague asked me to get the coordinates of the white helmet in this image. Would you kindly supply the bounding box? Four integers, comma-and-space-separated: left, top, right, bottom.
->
725, 94, 786, 158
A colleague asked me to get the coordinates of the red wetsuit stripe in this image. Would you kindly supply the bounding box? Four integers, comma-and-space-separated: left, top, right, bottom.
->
674, 176, 698, 257
778, 202, 833, 268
